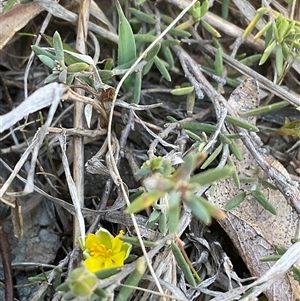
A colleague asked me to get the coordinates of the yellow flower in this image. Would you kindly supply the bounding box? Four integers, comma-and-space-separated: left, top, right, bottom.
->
82, 228, 132, 272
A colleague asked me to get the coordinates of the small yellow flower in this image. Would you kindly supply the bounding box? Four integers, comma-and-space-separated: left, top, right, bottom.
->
82, 228, 132, 272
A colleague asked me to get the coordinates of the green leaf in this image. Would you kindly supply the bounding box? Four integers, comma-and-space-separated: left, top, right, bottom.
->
67, 62, 89, 73
164, 26, 191, 38
189, 166, 233, 186
214, 47, 223, 77
146, 210, 161, 228
226, 115, 259, 132
200, 0, 209, 18
131, 70, 142, 104
171, 242, 197, 286
160, 46, 175, 68
31, 45, 56, 61
144, 43, 161, 61
158, 211, 168, 235
38, 55, 56, 69
125, 190, 165, 214
115, 0, 136, 66
292, 266, 300, 284
129, 7, 156, 24
134, 34, 156, 43
251, 189, 277, 215
228, 139, 243, 161
185, 195, 211, 224
181, 121, 216, 133
153, 56, 171, 81
186, 89, 196, 117
225, 192, 247, 210
201, 143, 223, 169
161, 39, 181, 47
44, 73, 59, 83
95, 267, 121, 279
53, 31, 65, 67
227, 156, 240, 188
275, 44, 284, 76
170, 86, 194, 96
115, 258, 146, 301
167, 191, 181, 233
200, 19, 221, 38
260, 39, 276, 65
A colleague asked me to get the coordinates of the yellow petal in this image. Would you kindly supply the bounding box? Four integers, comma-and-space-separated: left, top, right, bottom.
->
84, 256, 105, 272
85, 233, 100, 250
96, 228, 113, 249
104, 251, 125, 269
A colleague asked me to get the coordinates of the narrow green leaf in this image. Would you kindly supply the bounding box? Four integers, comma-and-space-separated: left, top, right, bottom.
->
225, 192, 247, 210
125, 190, 165, 214
281, 41, 291, 59
142, 59, 154, 76
260, 39, 276, 65
171, 242, 197, 286
251, 189, 278, 215
254, 21, 272, 40
181, 121, 216, 133
67, 62, 89, 73
189, 166, 233, 186
146, 210, 160, 228
38, 55, 56, 69
31, 45, 56, 61
226, 115, 259, 132
44, 73, 59, 83
275, 44, 284, 76
161, 46, 175, 68
134, 34, 156, 43
201, 143, 223, 169
227, 155, 240, 188
144, 43, 161, 61
167, 191, 181, 233
221, 0, 230, 19
239, 100, 289, 117
120, 236, 158, 247
95, 267, 121, 279
200, 0, 209, 18
189, 1, 201, 20
265, 24, 274, 48
3, 0, 17, 13
131, 70, 142, 104
161, 39, 181, 47
243, 8, 269, 38
153, 56, 171, 81
259, 178, 277, 190
239, 54, 261, 66
164, 26, 191, 38
200, 19, 221, 38
171, 86, 194, 96
214, 47, 223, 77
53, 31, 65, 67
185, 195, 211, 224
129, 7, 156, 24
277, 19, 289, 41
292, 266, 300, 284
228, 139, 243, 161
115, 0, 136, 66
158, 211, 167, 235
186, 89, 196, 117
115, 258, 146, 301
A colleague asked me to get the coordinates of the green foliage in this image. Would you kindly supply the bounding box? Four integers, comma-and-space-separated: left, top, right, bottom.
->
32, 31, 89, 84
126, 152, 233, 232
272, 118, 300, 137
244, 8, 300, 78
